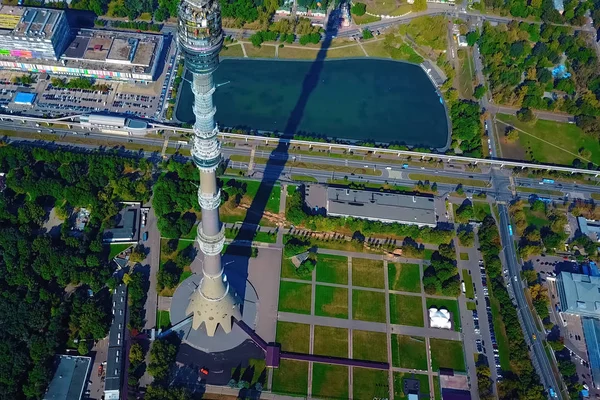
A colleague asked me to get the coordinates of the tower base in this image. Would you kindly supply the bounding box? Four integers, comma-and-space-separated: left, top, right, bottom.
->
170, 273, 258, 353
185, 281, 241, 335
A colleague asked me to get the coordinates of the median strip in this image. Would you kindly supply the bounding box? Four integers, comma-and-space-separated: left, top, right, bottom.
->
408, 173, 489, 187
230, 155, 382, 176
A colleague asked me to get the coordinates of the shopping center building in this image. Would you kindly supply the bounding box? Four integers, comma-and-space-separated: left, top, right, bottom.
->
0, 5, 164, 82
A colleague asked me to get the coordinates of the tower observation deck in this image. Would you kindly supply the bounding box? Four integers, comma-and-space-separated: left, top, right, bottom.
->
177, 0, 241, 336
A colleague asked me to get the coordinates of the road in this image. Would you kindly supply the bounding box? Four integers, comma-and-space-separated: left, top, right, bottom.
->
497, 204, 563, 398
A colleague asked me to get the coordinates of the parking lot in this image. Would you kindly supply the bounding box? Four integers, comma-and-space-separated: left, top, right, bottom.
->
0, 44, 178, 121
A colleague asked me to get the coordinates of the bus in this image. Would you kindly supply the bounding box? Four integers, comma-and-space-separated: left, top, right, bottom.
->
542, 178, 555, 184
508, 225, 513, 236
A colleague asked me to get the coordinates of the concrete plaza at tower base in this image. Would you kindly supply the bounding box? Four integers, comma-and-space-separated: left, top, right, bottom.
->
171, 274, 258, 353
170, 249, 281, 353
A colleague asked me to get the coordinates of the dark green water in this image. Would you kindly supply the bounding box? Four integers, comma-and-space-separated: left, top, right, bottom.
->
175, 58, 449, 148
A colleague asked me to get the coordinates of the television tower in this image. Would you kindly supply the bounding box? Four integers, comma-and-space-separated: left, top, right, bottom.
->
177, 0, 241, 336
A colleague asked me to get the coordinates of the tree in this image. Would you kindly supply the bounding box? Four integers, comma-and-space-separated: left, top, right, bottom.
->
351, 2, 366, 15
413, 0, 427, 11
148, 337, 178, 381
505, 128, 519, 142
129, 342, 144, 366
473, 84, 486, 99
466, 30, 480, 46
129, 244, 146, 263
516, 107, 537, 123
362, 29, 374, 40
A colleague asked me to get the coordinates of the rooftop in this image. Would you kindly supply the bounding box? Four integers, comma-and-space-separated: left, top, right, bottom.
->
326, 187, 437, 227
1, 7, 64, 39
63, 29, 159, 68
582, 318, 600, 390
557, 272, 600, 318
43, 355, 91, 400
103, 208, 136, 242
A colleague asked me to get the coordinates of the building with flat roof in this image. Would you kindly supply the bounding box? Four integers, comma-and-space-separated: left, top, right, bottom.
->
43, 355, 91, 400
103, 208, 137, 243
13, 91, 35, 105
325, 188, 437, 227
104, 283, 127, 400
582, 318, 600, 389
578, 217, 600, 242
0, 6, 71, 61
0, 7, 163, 82
556, 272, 600, 319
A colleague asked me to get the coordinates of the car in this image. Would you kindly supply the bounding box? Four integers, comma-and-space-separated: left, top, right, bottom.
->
532, 334, 537, 340
143, 232, 148, 241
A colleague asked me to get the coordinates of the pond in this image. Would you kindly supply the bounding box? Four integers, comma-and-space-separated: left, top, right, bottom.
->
175, 58, 449, 149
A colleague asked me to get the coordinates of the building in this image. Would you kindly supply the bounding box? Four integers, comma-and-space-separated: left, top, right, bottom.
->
429, 307, 452, 329
104, 284, 127, 400
13, 91, 35, 105
325, 188, 437, 227
582, 318, 600, 389
556, 272, 600, 319
44, 355, 91, 400
103, 208, 136, 243
0, 6, 164, 82
80, 113, 148, 135
457, 35, 468, 47
0, 6, 71, 61
578, 217, 600, 242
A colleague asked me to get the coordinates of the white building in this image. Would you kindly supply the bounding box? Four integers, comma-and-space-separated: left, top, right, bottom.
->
429, 307, 452, 329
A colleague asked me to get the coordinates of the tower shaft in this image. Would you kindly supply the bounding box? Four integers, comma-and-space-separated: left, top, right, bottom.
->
178, 0, 240, 336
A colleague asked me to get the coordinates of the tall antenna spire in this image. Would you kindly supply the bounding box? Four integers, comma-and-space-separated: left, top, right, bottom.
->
177, 0, 240, 336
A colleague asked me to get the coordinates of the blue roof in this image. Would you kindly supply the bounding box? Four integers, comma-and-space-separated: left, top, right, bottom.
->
14, 92, 36, 104
582, 318, 600, 390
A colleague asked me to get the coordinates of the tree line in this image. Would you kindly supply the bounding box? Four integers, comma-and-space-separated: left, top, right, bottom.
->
0, 144, 153, 399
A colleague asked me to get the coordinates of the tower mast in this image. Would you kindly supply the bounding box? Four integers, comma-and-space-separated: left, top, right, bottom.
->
177, 0, 241, 336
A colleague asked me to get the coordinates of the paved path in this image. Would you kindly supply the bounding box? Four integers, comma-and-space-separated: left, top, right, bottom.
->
157, 295, 171, 311
143, 205, 160, 331
420, 264, 435, 399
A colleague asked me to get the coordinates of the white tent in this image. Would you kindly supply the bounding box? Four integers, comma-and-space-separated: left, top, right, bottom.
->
429, 307, 452, 329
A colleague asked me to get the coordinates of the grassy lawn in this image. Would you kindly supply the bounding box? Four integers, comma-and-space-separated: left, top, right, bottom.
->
353, 368, 390, 399
281, 254, 311, 281
156, 310, 170, 329
408, 173, 489, 188
352, 258, 385, 289
312, 363, 349, 399
429, 338, 466, 372
524, 207, 549, 229
474, 201, 492, 220
313, 325, 348, 358
459, 253, 469, 261
108, 243, 131, 259
467, 301, 477, 310
463, 269, 474, 299
326, 45, 367, 59
352, 290, 387, 323
291, 174, 318, 182
457, 49, 475, 99
276, 321, 310, 353
398, 16, 448, 50
391, 335, 427, 370
394, 372, 430, 399
316, 254, 348, 285
490, 294, 512, 371
496, 113, 600, 166
221, 43, 245, 58
433, 377, 441, 400
245, 43, 276, 58
315, 285, 349, 319
353, 13, 382, 24
222, 178, 281, 214
271, 359, 309, 396
362, 40, 392, 58
388, 263, 421, 293
278, 281, 312, 314
225, 228, 277, 243
231, 358, 266, 387
426, 298, 461, 331
353, 330, 388, 362
364, 0, 406, 15
390, 294, 424, 327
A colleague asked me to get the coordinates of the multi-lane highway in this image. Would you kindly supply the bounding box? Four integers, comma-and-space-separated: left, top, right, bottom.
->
497, 204, 564, 399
